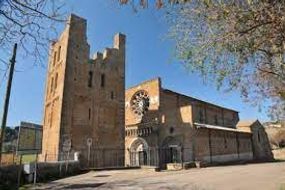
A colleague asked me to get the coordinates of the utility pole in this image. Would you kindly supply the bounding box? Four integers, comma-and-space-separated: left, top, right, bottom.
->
0, 43, 17, 165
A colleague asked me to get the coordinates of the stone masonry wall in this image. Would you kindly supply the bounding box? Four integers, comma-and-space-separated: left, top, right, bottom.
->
41, 14, 125, 167
195, 128, 253, 163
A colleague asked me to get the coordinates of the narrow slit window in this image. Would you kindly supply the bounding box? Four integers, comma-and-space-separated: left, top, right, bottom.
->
54, 73, 58, 90
57, 46, 61, 61
111, 91, 114, 99
88, 71, 93, 88
224, 133, 227, 149
101, 74, 105, 87
88, 108, 91, 120
50, 77, 54, 93
50, 111, 53, 128
53, 51, 57, 66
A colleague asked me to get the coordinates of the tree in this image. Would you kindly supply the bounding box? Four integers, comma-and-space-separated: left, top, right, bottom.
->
273, 129, 285, 148
119, 0, 285, 120
0, 0, 66, 66
0, 127, 17, 152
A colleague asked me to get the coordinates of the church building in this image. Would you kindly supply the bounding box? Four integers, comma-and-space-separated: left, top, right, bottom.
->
40, 14, 272, 170
125, 78, 273, 169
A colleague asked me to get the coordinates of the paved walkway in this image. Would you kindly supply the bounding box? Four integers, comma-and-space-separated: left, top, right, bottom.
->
34, 162, 285, 190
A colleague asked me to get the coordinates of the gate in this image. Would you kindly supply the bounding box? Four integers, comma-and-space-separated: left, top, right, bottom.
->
160, 146, 182, 169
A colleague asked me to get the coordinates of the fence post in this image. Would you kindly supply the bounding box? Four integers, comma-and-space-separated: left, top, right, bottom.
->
33, 153, 38, 186
17, 155, 22, 190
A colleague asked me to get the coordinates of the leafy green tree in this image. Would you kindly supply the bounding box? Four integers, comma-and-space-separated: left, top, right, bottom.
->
119, 0, 285, 120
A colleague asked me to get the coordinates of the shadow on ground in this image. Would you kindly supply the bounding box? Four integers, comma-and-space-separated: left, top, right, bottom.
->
93, 175, 111, 178
65, 183, 106, 189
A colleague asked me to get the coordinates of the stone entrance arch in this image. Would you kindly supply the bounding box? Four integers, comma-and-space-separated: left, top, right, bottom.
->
160, 136, 182, 166
161, 136, 182, 148
128, 137, 149, 166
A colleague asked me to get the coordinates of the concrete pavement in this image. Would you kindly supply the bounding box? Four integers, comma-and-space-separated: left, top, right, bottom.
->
33, 162, 285, 190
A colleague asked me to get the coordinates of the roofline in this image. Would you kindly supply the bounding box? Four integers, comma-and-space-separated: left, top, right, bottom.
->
125, 77, 239, 113
194, 123, 251, 134
163, 88, 239, 113
237, 120, 259, 127
126, 77, 161, 91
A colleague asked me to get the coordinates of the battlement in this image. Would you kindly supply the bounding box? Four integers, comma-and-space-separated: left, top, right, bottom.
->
92, 52, 103, 60
113, 33, 126, 50
48, 13, 125, 72
90, 33, 126, 64
42, 14, 126, 163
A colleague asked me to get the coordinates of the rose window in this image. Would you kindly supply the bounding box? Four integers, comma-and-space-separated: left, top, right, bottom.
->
131, 90, 150, 117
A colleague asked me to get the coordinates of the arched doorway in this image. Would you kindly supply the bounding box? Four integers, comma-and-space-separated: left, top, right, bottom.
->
128, 137, 149, 166
160, 137, 182, 166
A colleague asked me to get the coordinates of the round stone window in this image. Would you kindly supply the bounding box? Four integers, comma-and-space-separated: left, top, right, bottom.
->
131, 90, 150, 118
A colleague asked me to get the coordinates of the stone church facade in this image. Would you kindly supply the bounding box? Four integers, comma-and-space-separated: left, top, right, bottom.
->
40, 14, 125, 167
40, 14, 272, 169
125, 78, 273, 169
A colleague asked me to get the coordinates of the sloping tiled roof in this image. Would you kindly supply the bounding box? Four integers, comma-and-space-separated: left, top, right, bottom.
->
194, 123, 252, 134
163, 89, 239, 113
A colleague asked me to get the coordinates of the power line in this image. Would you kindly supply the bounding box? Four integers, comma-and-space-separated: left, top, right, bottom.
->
0, 66, 9, 90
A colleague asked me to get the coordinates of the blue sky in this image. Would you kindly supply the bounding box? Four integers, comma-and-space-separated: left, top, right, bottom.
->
0, 0, 269, 127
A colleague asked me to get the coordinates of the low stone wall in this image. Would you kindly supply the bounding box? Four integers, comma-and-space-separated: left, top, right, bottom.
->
201, 152, 253, 164
0, 164, 19, 189
0, 161, 81, 189
35, 161, 81, 182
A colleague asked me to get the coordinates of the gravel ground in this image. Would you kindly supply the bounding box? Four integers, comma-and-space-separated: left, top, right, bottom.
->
32, 162, 285, 190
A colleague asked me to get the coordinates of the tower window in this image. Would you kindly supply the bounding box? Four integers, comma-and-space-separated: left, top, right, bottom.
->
88, 71, 93, 88
50, 77, 54, 93
111, 91, 114, 99
101, 74, 105, 87
88, 108, 91, 120
49, 111, 53, 128
54, 73, 58, 90
53, 51, 57, 66
57, 46, 61, 61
